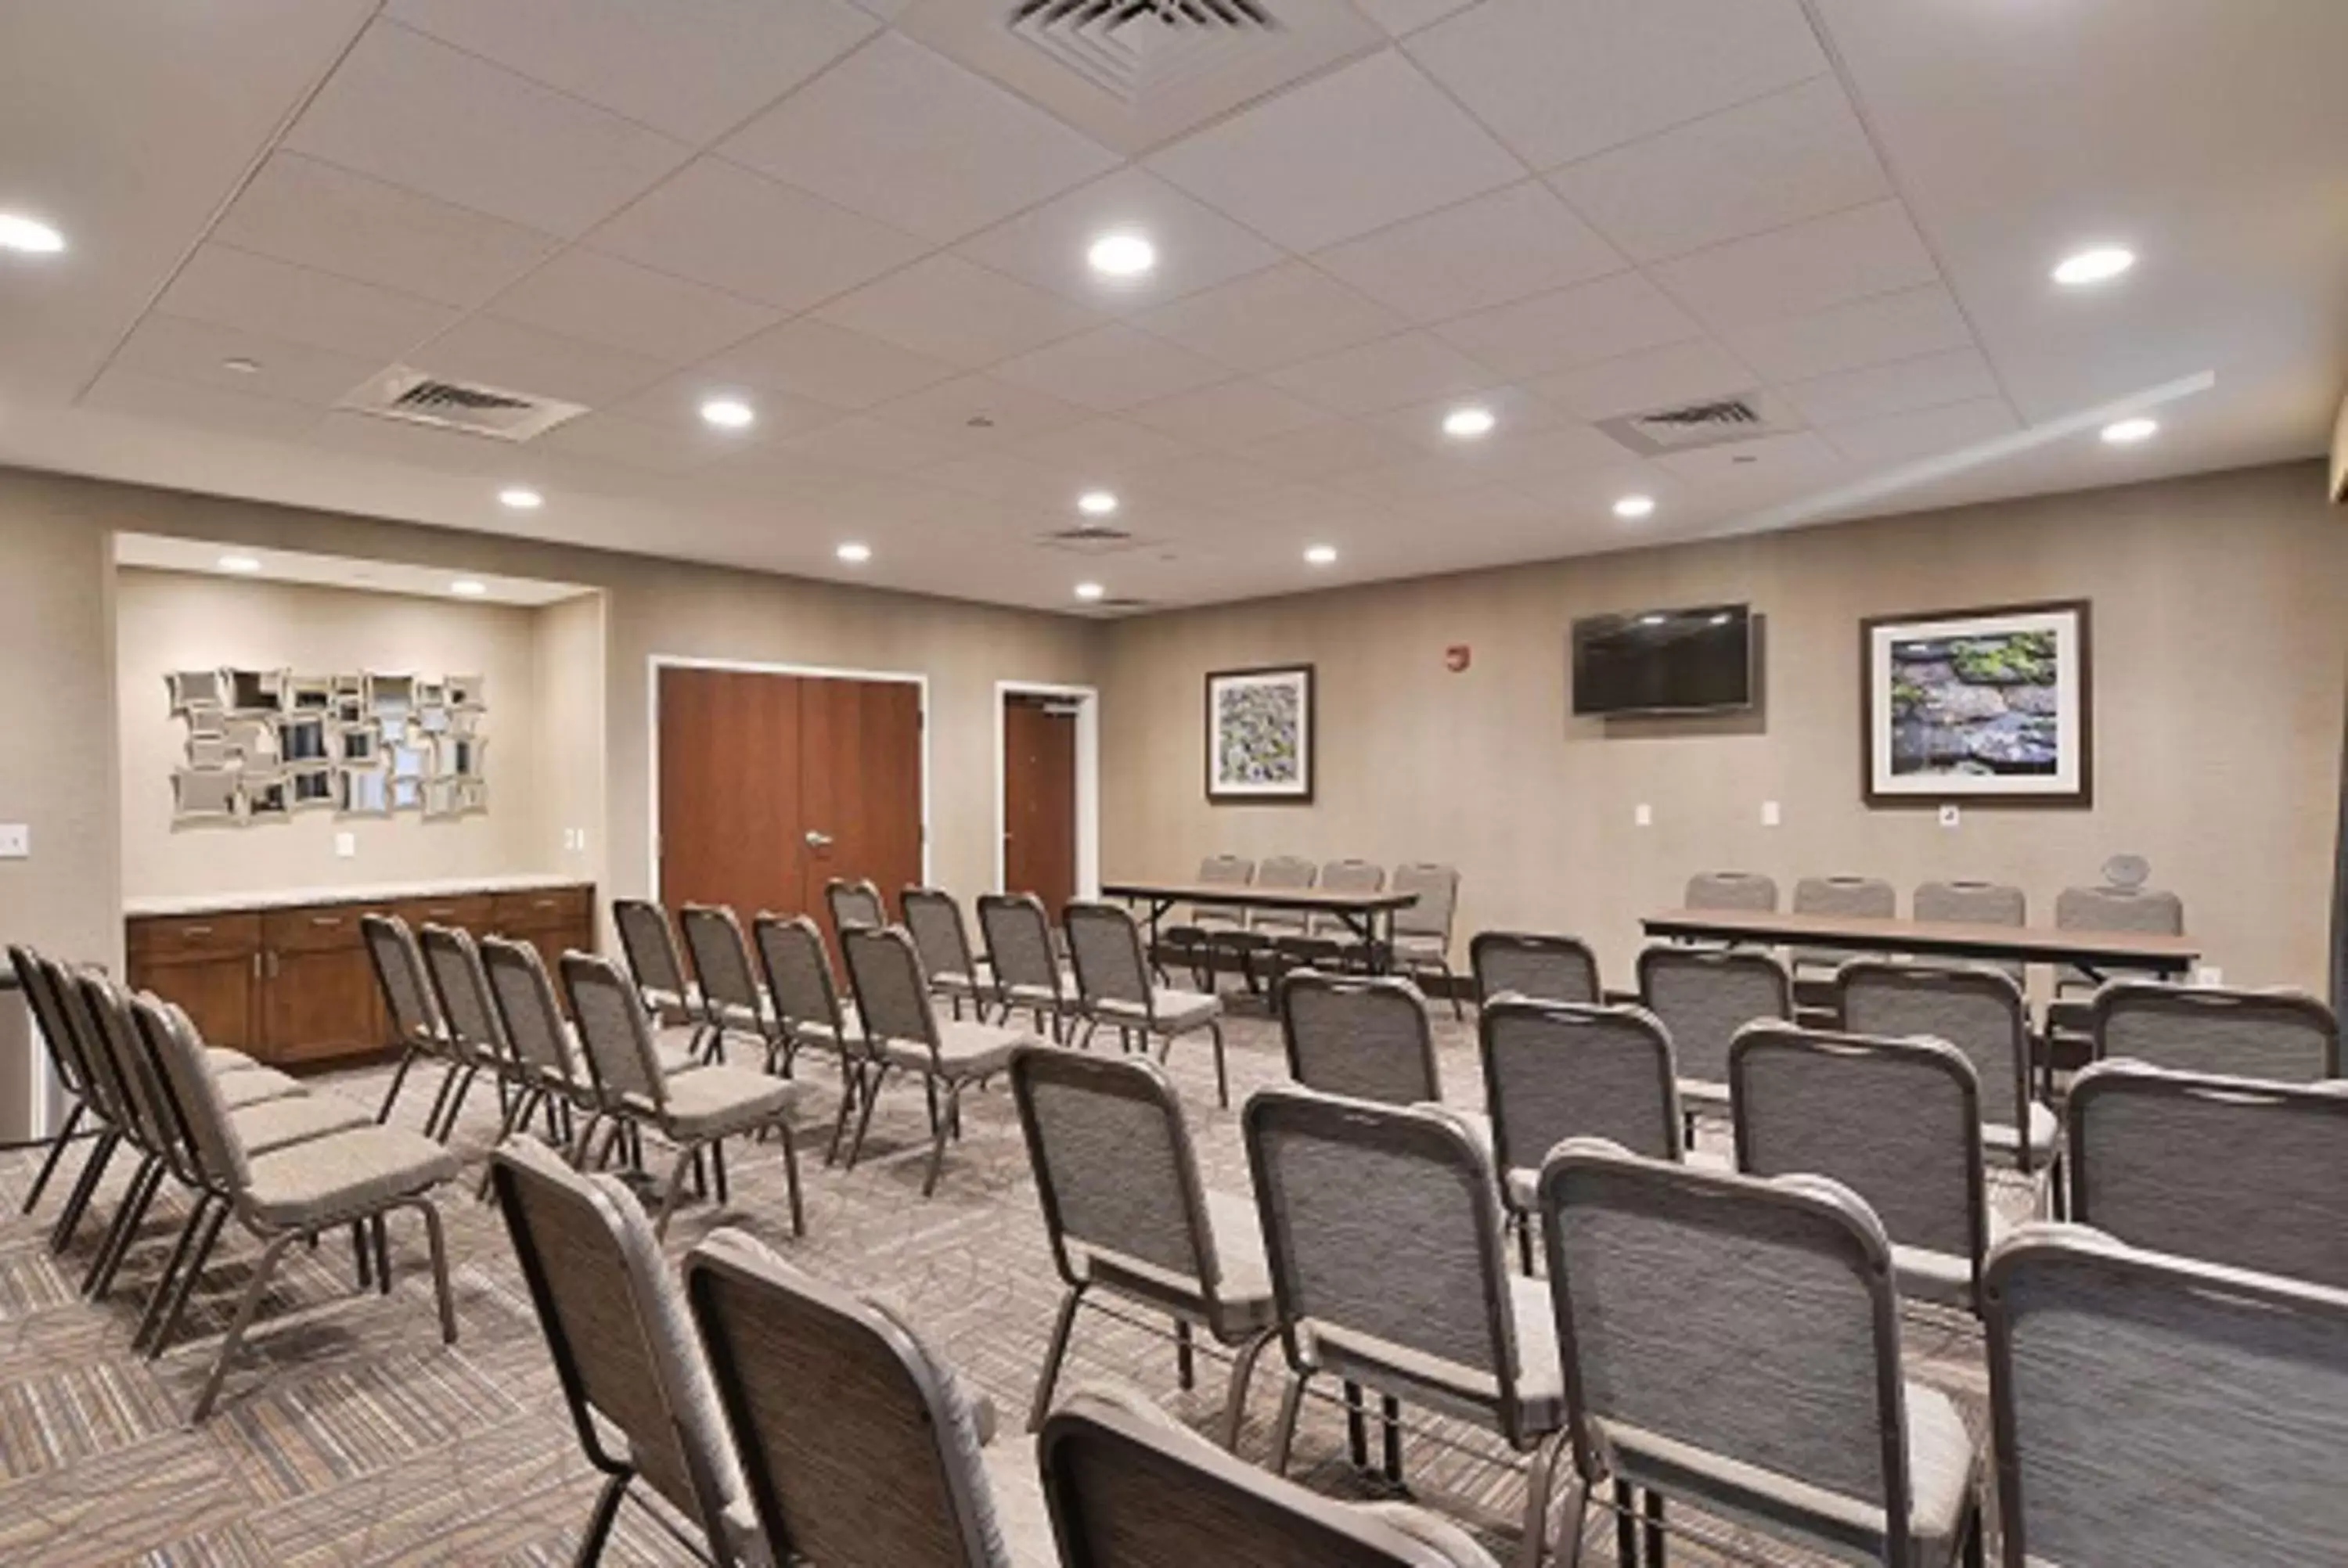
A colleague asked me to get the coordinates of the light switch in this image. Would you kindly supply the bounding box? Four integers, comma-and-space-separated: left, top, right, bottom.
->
334, 831, 356, 858
1938, 804, 1961, 829
1759, 800, 1781, 828
0, 822, 27, 858
1633, 804, 1652, 828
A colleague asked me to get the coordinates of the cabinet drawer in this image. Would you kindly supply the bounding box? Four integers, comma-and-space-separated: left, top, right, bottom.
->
492, 886, 591, 930
263, 903, 385, 955
395, 894, 495, 933
129, 912, 262, 964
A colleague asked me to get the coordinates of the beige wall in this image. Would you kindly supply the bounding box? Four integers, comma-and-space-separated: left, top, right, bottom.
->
1100, 461, 2348, 993
531, 589, 609, 894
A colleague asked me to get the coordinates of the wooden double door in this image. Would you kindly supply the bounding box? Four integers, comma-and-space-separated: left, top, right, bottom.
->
657, 667, 923, 949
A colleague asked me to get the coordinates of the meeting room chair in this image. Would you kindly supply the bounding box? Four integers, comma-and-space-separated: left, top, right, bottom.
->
1037, 1384, 1502, 1568
749, 912, 862, 1157
1912, 879, 2027, 980
903, 885, 997, 1020
1684, 870, 1778, 912
1064, 901, 1230, 1109
360, 912, 459, 1131
1837, 960, 2056, 1188
1537, 1140, 1985, 1568
1789, 875, 1898, 1015
978, 891, 1076, 1042
838, 924, 1039, 1196
1634, 944, 1792, 1127
2090, 979, 2339, 1081
561, 951, 806, 1239
1225, 854, 1316, 991
684, 1228, 1051, 1567
825, 876, 888, 935
1387, 863, 1464, 1019
2044, 879, 2187, 1064
613, 896, 702, 1041
1730, 1023, 1993, 1312
1984, 1224, 2348, 1566
1478, 998, 1684, 1275
679, 902, 783, 1070
1280, 970, 1442, 1107
2065, 1059, 2348, 1290
1271, 858, 1388, 979
475, 935, 607, 1192
1160, 854, 1255, 991
416, 922, 536, 1145
1244, 1087, 1566, 1557
1470, 931, 1601, 1008
6, 945, 107, 1220
1010, 1047, 1277, 1441
488, 1138, 757, 1568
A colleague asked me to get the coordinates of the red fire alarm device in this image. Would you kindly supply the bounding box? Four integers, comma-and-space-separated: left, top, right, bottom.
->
1444, 645, 1471, 673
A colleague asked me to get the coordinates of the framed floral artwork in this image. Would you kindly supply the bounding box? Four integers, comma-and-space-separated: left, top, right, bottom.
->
1205, 664, 1314, 804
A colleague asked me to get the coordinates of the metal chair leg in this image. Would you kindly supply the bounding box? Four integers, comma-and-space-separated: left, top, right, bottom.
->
1644, 1487, 1665, 1566
776, 1120, 805, 1238
573, 1466, 632, 1568
377, 1045, 422, 1124
651, 1144, 700, 1239
1028, 1284, 1086, 1432
84, 1156, 164, 1299
1208, 1021, 1229, 1109
145, 1199, 229, 1358
1615, 1482, 1639, 1567
49, 1129, 120, 1253
845, 1067, 889, 1171
1557, 1475, 1592, 1568
1344, 1380, 1369, 1469
1220, 1330, 1275, 1453
920, 1084, 957, 1198
825, 1064, 861, 1167
135, 1192, 216, 1350
1381, 1393, 1403, 1482
1269, 1369, 1313, 1478
20, 1099, 85, 1214
412, 1198, 458, 1344
1517, 1430, 1566, 1568
190, 1229, 300, 1424
1175, 1318, 1196, 1390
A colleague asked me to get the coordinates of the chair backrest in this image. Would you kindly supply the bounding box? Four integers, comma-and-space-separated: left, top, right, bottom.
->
481, 935, 583, 1088
841, 926, 941, 1057
1308, 860, 1386, 936
1389, 862, 1458, 943
1684, 871, 1777, 913
1064, 902, 1152, 1012
488, 1138, 743, 1552
2091, 981, 2339, 1082
1244, 1088, 1531, 1435
1790, 876, 1897, 969
1038, 1384, 1500, 1568
826, 877, 888, 933
1249, 855, 1318, 935
1479, 1001, 1681, 1178
901, 888, 981, 985
360, 912, 441, 1047
1011, 1048, 1220, 1299
2067, 1062, 2348, 1290
2053, 883, 2184, 990
41, 954, 141, 1135
977, 893, 1061, 1002
560, 951, 668, 1109
613, 897, 691, 1009
1540, 1142, 1915, 1557
685, 1230, 1014, 1568
1634, 945, 1792, 1087
1984, 1225, 2348, 1567
1279, 973, 1440, 1106
751, 913, 847, 1037
680, 903, 765, 1022
6, 945, 90, 1098
112, 984, 213, 1186
131, 989, 252, 1192
1188, 854, 1254, 927
1835, 960, 2033, 1135
68, 969, 179, 1164
1730, 1024, 1987, 1297
1469, 931, 1599, 1006
419, 922, 509, 1064
1912, 879, 2024, 927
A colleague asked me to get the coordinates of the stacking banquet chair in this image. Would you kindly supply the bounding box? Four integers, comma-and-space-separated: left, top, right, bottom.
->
1223, 854, 1316, 994
1730, 1023, 1993, 1312
749, 913, 862, 1160
1983, 1224, 2348, 1566
134, 989, 459, 1422
2090, 979, 2338, 1081
1911, 879, 2026, 982
1788, 875, 1897, 1016
839, 925, 1039, 1196
1280, 971, 1441, 1106
1064, 902, 1229, 1108
6, 944, 131, 1220
2065, 1060, 2348, 1290
2044, 879, 2187, 1070
1478, 999, 1684, 1275
1471, 932, 1601, 1009
825, 876, 888, 936
1538, 1140, 1986, 1568
1160, 854, 1253, 991
680, 903, 785, 1070
1010, 1047, 1277, 1440
978, 891, 1078, 1042
1244, 1087, 1566, 1561
1272, 858, 1387, 979
416, 921, 530, 1144
1635, 944, 1792, 1130
903, 886, 998, 1020
360, 912, 463, 1134
614, 896, 702, 1041
685, 1228, 1055, 1567
561, 951, 806, 1239
1387, 863, 1464, 1018
1684, 869, 1777, 913
1038, 1383, 1503, 1568
488, 1138, 759, 1568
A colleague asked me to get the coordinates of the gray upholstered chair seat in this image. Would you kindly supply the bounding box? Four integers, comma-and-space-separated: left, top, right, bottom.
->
1073, 1187, 1277, 1327
1313, 1274, 1563, 1428
1001, 973, 1075, 1007
930, 960, 996, 997
1890, 1244, 1975, 1309
625, 1065, 801, 1138
1099, 987, 1219, 1033
242, 1127, 461, 1228
1983, 1101, 2059, 1163
204, 1045, 256, 1071
215, 1066, 304, 1109
230, 1093, 375, 1156
878, 1018, 1032, 1079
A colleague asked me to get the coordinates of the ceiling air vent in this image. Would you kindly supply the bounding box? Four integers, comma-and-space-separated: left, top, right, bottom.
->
1007, 0, 1280, 103
1093, 595, 1152, 612
338, 366, 588, 442
1597, 392, 1801, 456
1037, 521, 1146, 555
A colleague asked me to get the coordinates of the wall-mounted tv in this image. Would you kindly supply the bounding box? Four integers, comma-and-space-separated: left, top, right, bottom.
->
1572, 603, 1756, 716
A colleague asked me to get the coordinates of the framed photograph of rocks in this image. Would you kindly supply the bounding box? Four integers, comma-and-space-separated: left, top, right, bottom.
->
1205, 664, 1314, 804
1863, 599, 2091, 807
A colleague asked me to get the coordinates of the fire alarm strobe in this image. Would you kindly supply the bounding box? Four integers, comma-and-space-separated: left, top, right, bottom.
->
1444, 645, 1471, 673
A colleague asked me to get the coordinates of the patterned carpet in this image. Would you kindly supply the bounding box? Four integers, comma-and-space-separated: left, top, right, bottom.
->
0, 1002, 2018, 1566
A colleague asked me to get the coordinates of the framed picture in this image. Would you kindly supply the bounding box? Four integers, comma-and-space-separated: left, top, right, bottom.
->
1205, 664, 1314, 804
1862, 599, 2091, 807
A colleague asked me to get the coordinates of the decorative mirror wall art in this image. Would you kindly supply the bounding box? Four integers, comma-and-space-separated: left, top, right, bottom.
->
1205, 664, 1316, 804
168, 667, 488, 825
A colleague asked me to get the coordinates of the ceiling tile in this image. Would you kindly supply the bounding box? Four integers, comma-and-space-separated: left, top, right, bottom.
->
386, 0, 878, 143
872, 373, 1089, 444
700, 319, 960, 412
1358, 383, 1562, 455
1233, 418, 1424, 480
1406, 0, 1827, 170
953, 167, 1284, 311
1314, 181, 1625, 321
1546, 78, 1890, 261
992, 323, 1231, 413
1132, 261, 1403, 374
1433, 272, 1702, 381
1331, 454, 1490, 505
1128, 380, 1338, 448
212, 153, 560, 310
607, 372, 844, 444
776, 413, 978, 475
1350, 0, 1479, 37
408, 315, 672, 409
1781, 347, 2001, 427
693, 443, 871, 508
1147, 49, 1525, 252
1651, 200, 1942, 333
1263, 330, 1498, 415
532, 410, 751, 474
1014, 417, 1191, 477
78, 369, 322, 444
305, 408, 510, 474
284, 22, 690, 239
1820, 396, 2021, 469
1651, 430, 1842, 486
156, 244, 457, 364
914, 449, 1072, 508
721, 32, 1118, 243
1723, 283, 1975, 383
487, 250, 779, 363
1532, 338, 1760, 422
812, 254, 1100, 369
1119, 451, 1283, 509
587, 157, 927, 313
110, 314, 380, 408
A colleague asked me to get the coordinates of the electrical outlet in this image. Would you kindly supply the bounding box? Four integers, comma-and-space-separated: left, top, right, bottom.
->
1633, 804, 1652, 828
1938, 804, 1961, 829
333, 831, 356, 859
0, 822, 27, 859
2197, 966, 2223, 987
1759, 800, 1781, 828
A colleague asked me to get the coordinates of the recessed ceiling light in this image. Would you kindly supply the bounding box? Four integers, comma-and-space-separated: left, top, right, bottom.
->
218, 554, 261, 574
0, 214, 65, 255
1305, 544, 1338, 566
700, 397, 755, 430
2052, 246, 2135, 287
837, 541, 872, 564
1613, 494, 1657, 520
2101, 416, 2158, 444
450, 579, 488, 597
1075, 581, 1106, 602
1442, 405, 1496, 440
221, 357, 261, 376
498, 486, 543, 510
1086, 232, 1156, 279
1638, 613, 1667, 626
1077, 490, 1119, 517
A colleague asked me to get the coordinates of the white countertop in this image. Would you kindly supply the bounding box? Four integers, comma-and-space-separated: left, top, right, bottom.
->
124, 872, 591, 919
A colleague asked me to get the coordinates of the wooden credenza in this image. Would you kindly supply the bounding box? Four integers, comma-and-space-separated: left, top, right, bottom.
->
127, 880, 595, 1070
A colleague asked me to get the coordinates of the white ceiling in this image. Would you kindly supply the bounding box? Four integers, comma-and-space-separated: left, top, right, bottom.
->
1, 0, 2342, 615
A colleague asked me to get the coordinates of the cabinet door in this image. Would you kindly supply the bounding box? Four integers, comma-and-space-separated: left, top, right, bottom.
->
132, 951, 259, 1052
261, 947, 386, 1065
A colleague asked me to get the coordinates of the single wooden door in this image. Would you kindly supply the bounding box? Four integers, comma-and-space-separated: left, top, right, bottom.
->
800, 674, 924, 948
1003, 694, 1079, 919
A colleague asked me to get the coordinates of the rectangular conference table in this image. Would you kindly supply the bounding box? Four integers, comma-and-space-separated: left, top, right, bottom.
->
1639, 907, 2200, 983
1100, 879, 1421, 974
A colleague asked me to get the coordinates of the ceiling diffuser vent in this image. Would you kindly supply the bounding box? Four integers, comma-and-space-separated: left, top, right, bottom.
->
338, 366, 588, 442
1007, 0, 1280, 104
1597, 392, 1802, 455
1037, 522, 1146, 555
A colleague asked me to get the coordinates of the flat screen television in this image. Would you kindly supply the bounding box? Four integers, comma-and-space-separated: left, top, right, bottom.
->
1572, 603, 1755, 716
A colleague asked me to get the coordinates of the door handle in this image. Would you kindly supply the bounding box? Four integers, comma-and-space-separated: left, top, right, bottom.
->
805, 830, 834, 849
